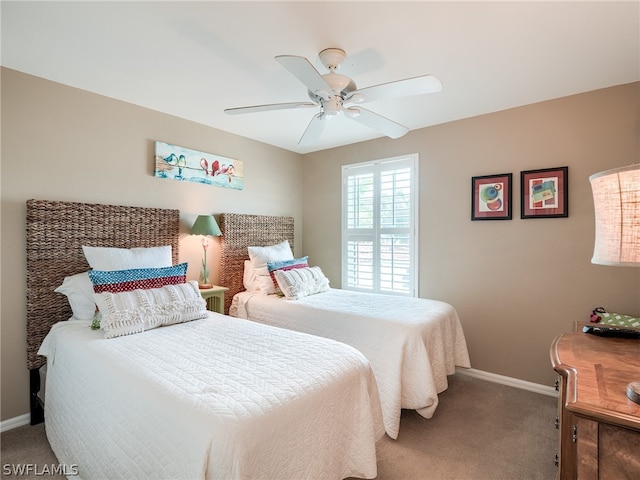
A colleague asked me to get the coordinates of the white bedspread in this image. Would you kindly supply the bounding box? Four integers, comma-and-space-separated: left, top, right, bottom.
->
38, 313, 384, 479
231, 289, 471, 439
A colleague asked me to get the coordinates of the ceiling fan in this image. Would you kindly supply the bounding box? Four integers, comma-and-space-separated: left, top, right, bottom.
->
224, 48, 442, 146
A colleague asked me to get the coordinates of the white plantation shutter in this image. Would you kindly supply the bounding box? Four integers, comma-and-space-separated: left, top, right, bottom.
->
342, 155, 418, 296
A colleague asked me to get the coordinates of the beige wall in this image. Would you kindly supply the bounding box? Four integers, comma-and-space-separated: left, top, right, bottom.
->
1, 68, 303, 421
302, 82, 640, 387
2, 67, 639, 422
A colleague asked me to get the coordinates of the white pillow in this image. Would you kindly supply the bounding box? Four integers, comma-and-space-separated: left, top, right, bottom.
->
247, 240, 294, 294
82, 245, 172, 271
243, 260, 261, 291
94, 281, 208, 339
274, 266, 330, 300
247, 240, 293, 267
54, 272, 96, 320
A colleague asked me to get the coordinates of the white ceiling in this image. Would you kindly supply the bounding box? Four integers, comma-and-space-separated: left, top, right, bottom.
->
2, 1, 639, 154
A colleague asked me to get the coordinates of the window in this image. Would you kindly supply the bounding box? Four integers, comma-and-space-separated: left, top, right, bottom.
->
342, 154, 418, 296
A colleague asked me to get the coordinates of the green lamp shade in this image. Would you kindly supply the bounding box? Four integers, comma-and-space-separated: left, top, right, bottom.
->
191, 215, 221, 237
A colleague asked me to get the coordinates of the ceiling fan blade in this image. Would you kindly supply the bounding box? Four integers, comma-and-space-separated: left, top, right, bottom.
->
345, 107, 409, 139
298, 112, 328, 146
347, 74, 442, 104
275, 55, 333, 100
225, 102, 317, 115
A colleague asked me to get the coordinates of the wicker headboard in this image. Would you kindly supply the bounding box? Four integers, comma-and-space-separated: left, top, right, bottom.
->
25, 199, 180, 370
219, 213, 294, 314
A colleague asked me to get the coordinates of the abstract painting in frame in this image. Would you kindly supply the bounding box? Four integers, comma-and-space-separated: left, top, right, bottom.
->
471, 173, 512, 220
154, 141, 244, 190
521, 166, 568, 218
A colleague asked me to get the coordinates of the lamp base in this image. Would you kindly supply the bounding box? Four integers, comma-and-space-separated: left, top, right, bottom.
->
627, 382, 640, 404
198, 284, 213, 290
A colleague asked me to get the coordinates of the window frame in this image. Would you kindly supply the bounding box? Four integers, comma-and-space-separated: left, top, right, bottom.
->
341, 153, 419, 297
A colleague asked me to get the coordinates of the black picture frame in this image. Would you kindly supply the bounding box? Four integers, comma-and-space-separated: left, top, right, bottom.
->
471, 173, 513, 221
520, 166, 568, 219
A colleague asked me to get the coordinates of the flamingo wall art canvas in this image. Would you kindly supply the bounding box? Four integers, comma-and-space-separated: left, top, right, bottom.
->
154, 141, 244, 190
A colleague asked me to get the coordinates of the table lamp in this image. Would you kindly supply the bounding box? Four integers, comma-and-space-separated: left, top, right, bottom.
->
191, 215, 222, 289
589, 163, 640, 403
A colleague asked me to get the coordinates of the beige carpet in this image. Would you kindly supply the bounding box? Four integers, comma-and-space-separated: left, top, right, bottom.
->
372, 374, 557, 479
1, 374, 558, 479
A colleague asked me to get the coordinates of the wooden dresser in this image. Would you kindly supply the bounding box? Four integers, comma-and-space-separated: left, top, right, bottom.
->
550, 331, 640, 479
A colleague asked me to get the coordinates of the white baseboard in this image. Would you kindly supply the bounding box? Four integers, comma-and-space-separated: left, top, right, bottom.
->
0, 413, 31, 433
456, 367, 558, 398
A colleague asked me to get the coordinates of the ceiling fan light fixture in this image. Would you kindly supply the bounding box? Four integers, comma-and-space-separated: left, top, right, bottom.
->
226, 48, 442, 146
323, 96, 343, 115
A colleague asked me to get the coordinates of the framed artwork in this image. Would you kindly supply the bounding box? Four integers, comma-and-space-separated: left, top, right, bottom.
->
154, 141, 244, 190
471, 173, 512, 220
521, 166, 568, 218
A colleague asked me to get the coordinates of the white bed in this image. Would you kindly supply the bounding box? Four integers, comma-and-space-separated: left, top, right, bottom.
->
38, 313, 384, 479
26, 200, 384, 480
231, 288, 471, 440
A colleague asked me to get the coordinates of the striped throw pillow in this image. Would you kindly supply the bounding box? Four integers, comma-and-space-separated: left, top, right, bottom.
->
267, 256, 309, 294
88, 263, 188, 294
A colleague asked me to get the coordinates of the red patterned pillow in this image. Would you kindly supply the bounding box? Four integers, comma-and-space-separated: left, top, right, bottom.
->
88, 263, 188, 294
267, 257, 309, 294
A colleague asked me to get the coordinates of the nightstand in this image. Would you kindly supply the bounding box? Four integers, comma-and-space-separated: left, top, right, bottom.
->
199, 285, 228, 314
551, 331, 640, 479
